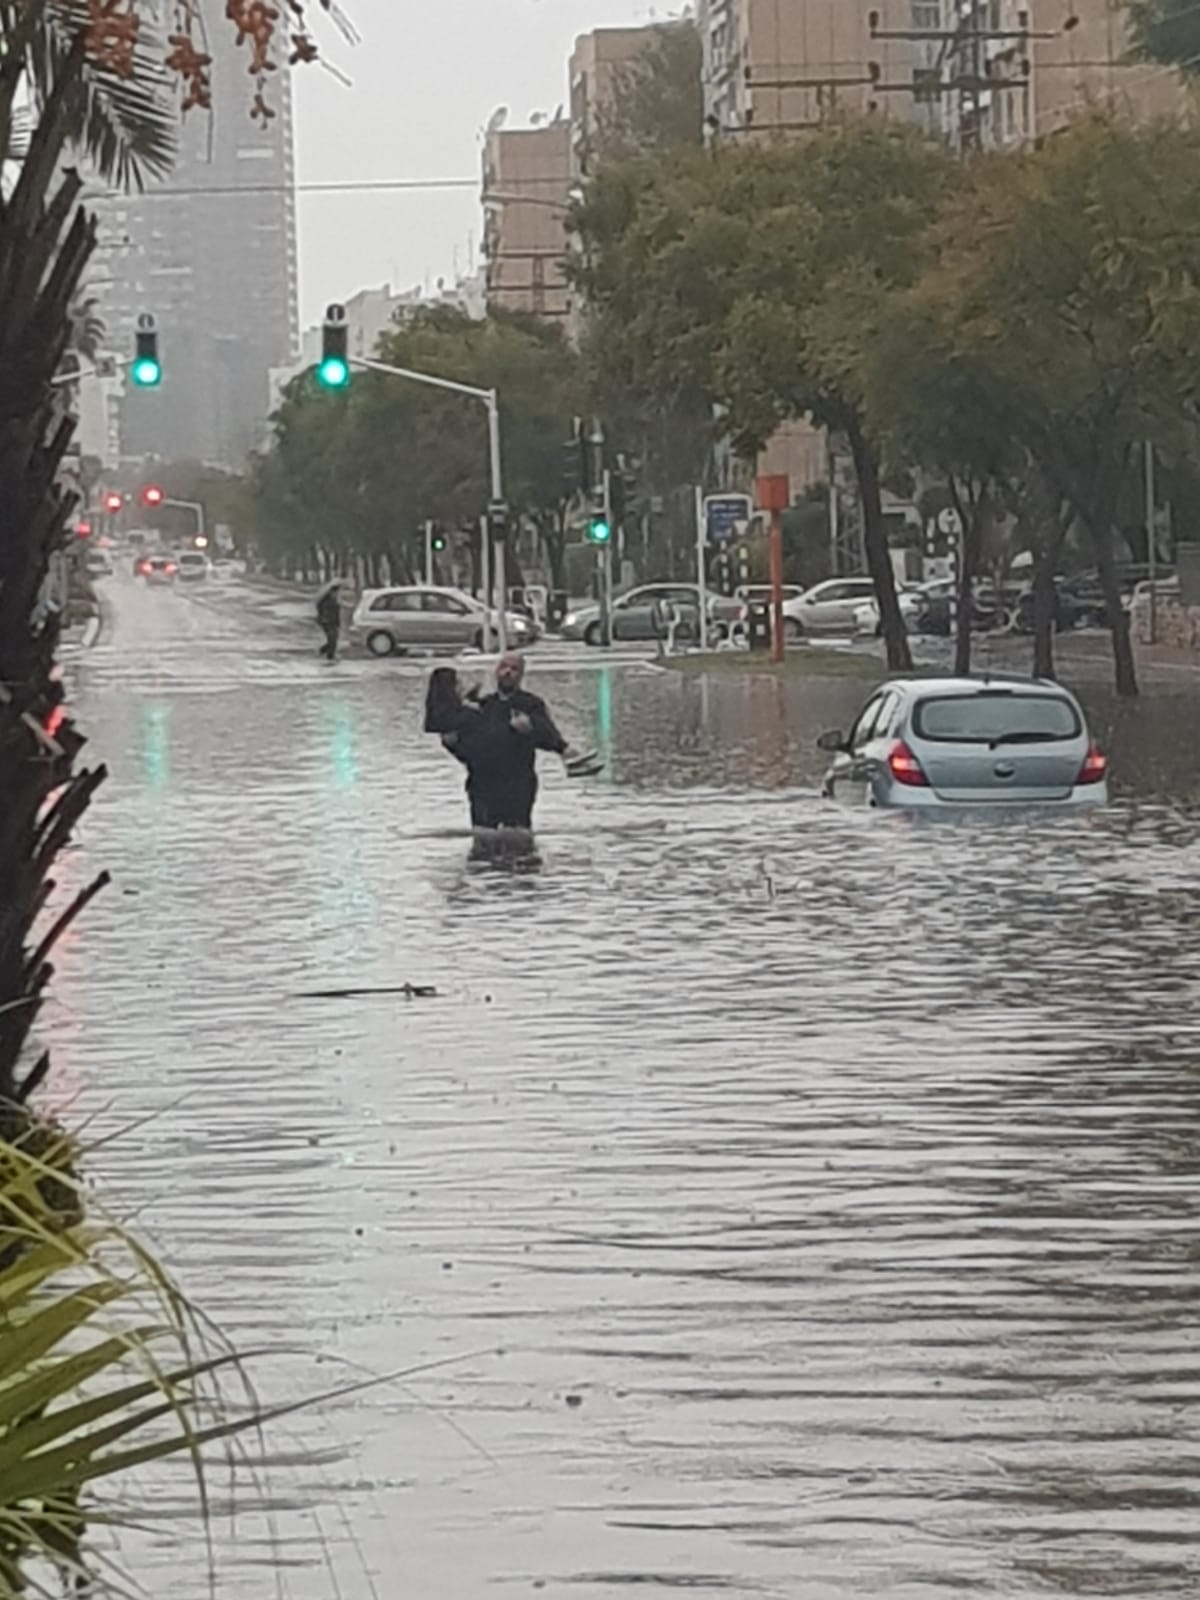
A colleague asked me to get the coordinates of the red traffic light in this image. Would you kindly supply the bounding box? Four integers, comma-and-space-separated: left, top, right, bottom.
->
103, 491, 123, 513
75, 520, 92, 538
141, 484, 164, 508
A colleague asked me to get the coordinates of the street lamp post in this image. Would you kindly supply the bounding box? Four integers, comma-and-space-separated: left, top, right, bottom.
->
354, 356, 507, 654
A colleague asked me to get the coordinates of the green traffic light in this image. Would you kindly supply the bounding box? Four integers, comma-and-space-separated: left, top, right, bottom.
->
131, 356, 161, 388
317, 356, 350, 390
588, 519, 611, 545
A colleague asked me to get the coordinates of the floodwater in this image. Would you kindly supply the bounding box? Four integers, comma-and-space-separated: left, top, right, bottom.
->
47, 576, 1200, 1598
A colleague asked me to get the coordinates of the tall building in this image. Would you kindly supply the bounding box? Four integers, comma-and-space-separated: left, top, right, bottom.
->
91, 23, 298, 469
481, 121, 572, 322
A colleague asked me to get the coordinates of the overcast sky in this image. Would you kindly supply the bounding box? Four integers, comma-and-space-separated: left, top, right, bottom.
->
291, 0, 662, 330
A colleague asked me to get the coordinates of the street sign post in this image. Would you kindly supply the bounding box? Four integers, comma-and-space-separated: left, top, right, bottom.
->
756, 475, 790, 665
704, 493, 753, 546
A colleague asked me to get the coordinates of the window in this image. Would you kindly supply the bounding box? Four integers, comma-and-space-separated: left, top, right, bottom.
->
872, 691, 900, 740
422, 593, 467, 615
912, 1, 941, 28
372, 591, 420, 612
914, 692, 1081, 744
851, 696, 886, 750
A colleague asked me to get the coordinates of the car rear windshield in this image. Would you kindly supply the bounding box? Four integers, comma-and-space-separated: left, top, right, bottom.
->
914, 692, 1081, 744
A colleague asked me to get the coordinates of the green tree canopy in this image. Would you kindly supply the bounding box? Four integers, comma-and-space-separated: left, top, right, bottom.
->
572, 118, 960, 667
1127, 0, 1200, 78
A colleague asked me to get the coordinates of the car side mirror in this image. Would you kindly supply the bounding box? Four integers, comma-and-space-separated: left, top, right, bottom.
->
817, 729, 846, 753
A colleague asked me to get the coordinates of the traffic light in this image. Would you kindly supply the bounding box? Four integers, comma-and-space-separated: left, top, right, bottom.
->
131, 313, 161, 387
75, 519, 92, 539
487, 499, 509, 544
586, 484, 611, 546
566, 416, 593, 495
103, 491, 123, 514
141, 484, 163, 509
431, 530, 447, 553
318, 303, 350, 389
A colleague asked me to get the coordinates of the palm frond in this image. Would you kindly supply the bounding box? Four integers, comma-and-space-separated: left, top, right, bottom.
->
32, 0, 178, 190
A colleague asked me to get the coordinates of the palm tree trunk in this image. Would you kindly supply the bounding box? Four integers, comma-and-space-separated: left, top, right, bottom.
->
0, 55, 105, 1117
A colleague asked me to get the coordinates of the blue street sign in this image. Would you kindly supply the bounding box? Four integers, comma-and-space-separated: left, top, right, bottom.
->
704, 493, 753, 545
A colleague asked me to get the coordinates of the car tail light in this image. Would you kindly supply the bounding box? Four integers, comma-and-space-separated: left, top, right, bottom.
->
1076, 744, 1108, 785
166, 563, 178, 575
887, 740, 929, 787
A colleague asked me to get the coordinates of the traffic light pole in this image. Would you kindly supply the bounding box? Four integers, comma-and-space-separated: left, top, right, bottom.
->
356, 358, 507, 654
424, 520, 434, 587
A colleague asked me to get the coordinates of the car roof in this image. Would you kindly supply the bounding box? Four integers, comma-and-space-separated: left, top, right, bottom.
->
363, 584, 468, 597
886, 674, 1077, 699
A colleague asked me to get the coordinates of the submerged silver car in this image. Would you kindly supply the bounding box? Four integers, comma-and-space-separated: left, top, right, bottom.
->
819, 675, 1108, 810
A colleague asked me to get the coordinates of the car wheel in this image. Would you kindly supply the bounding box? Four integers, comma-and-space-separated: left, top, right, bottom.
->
366, 630, 397, 658
584, 621, 604, 647
784, 617, 803, 643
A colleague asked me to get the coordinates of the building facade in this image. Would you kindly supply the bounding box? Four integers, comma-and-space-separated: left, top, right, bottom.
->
481, 122, 572, 322
698, 0, 948, 139
91, 23, 298, 469
568, 26, 663, 176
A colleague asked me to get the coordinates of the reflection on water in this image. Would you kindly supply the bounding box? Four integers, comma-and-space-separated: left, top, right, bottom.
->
50, 583, 1200, 1598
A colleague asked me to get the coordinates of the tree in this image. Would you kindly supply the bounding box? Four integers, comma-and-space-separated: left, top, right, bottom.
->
1127, 0, 1200, 77
572, 120, 960, 669
908, 116, 1200, 696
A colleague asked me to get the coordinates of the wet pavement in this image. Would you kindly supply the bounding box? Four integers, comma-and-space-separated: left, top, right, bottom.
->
48, 574, 1200, 1598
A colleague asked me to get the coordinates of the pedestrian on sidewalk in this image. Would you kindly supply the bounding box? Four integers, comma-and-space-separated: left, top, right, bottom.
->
316, 580, 342, 661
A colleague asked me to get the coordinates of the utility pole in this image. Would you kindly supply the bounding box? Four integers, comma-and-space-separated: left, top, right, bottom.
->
1145, 440, 1158, 647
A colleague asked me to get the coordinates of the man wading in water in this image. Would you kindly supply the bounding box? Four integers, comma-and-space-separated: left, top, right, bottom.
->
425, 653, 596, 830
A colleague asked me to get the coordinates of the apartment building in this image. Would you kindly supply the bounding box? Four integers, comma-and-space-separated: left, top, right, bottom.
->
698, 0, 948, 139
481, 120, 572, 321
569, 26, 663, 176
950, 0, 1187, 150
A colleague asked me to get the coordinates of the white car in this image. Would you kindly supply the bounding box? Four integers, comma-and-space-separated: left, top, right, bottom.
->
175, 550, 211, 582
789, 577, 878, 635
735, 585, 808, 642
852, 590, 926, 636
350, 585, 537, 657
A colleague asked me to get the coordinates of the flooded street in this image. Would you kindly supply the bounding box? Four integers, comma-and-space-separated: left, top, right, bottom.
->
51, 577, 1200, 1598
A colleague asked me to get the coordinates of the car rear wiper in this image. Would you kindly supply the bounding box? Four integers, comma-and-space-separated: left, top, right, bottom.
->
988, 731, 1061, 747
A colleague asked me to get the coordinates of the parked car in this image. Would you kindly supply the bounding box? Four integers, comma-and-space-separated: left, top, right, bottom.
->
1059, 566, 1174, 628
350, 586, 536, 657
912, 579, 1021, 637
175, 550, 211, 582
786, 577, 878, 634
850, 589, 927, 636
85, 549, 114, 578
818, 675, 1108, 811
138, 555, 177, 586
735, 584, 807, 641
561, 583, 746, 646
1012, 581, 1084, 635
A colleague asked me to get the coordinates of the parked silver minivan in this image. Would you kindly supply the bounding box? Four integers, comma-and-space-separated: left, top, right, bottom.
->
819, 675, 1108, 810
